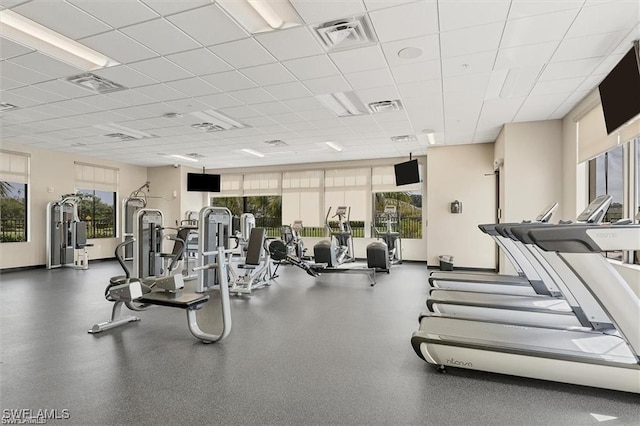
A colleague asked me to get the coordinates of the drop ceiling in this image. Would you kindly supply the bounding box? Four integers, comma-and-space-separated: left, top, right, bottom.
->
0, 0, 638, 169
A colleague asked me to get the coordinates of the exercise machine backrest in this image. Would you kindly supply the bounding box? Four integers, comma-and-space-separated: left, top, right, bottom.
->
244, 227, 266, 266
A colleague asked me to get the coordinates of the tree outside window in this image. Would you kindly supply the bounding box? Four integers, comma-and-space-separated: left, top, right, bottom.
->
0, 181, 27, 243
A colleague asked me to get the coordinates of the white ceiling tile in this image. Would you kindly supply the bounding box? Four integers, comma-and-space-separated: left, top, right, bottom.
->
302, 75, 351, 95
444, 72, 492, 95
396, 80, 441, 100
194, 93, 244, 109
440, 22, 504, 58
5, 85, 66, 103
102, 90, 158, 107
439, 0, 511, 31
298, 108, 341, 121
568, 1, 639, 38
477, 97, 526, 129
345, 68, 396, 89
121, 18, 200, 55
240, 115, 275, 127
0, 89, 41, 108
9, 52, 84, 79
250, 101, 292, 115
255, 26, 324, 61
229, 88, 276, 105
529, 77, 585, 97
167, 4, 248, 46
201, 71, 257, 92
13, 0, 112, 39
268, 112, 307, 124
166, 49, 232, 75
240, 63, 297, 86
363, 0, 418, 12
263, 82, 313, 100
81, 31, 158, 64
126, 84, 183, 103
508, 0, 583, 20
539, 57, 602, 81
443, 52, 498, 78
140, 0, 210, 16
31, 80, 92, 99
514, 93, 569, 122
501, 9, 580, 49
69, 0, 158, 29
368, 1, 438, 42
494, 41, 558, 69
0, 76, 25, 91
282, 97, 326, 111
0, 38, 33, 60
208, 38, 277, 69
94, 65, 158, 88
217, 106, 261, 119
128, 57, 193, 82
165, 77, 220, 97
552, 31, 628, 63
1, 60, 52, 85
283, 55, 340, 80
329, 45, 387, 74
74, 94, 130, 111
381, 34, 440, 67
290, 0, 365, 25
391, 61, 441, 84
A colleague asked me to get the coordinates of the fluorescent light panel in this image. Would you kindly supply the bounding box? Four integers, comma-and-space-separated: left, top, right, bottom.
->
217, 0, 302, 34
0, 10, 118, 71
191, 109, 245, 130
425, 130, 436, 145
94, 123, 153, 139
317, 91, 368, 117
241, 148, 265, 158
325, 141, 343, 152
169, 154, 199, 163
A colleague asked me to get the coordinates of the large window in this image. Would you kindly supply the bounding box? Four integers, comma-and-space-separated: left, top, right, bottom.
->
211, 195, 282, 238
373, 191, 423, 239
75, 162, 118, 239
589, 145, 624, 223
77, 189, 116, 238
0, 150, 29, 243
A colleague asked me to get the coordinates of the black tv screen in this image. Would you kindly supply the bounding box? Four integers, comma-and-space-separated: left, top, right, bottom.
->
598, 44, 640, 135
394, 159, 420, 186
187, 173, 220, 192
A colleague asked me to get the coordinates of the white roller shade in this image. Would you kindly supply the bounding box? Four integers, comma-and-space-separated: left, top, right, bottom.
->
218, 174, 243, 196
74, 162, 118, 192
324, 168, 369, 219
282, 170, 323, 226
372, 165, 421, 192
577, 104, 639, 162
0, 150, 30, 184
243, 172, 281, 196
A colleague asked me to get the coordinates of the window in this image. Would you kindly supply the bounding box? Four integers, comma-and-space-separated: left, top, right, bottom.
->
211, 195, 282, 238
282, 170, 324, 237
75, 162, 118, 239
589, 145, 624, 223
325, 168, 369, 238
0, 150, 29, 243
373, 192, 423, 239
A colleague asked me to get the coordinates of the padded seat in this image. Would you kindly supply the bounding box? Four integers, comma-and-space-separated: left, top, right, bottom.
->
138, 292, 209, 309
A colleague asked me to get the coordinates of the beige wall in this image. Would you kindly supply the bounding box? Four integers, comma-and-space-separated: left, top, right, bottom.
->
426, 143, 496, 268
0, 141, 147, 269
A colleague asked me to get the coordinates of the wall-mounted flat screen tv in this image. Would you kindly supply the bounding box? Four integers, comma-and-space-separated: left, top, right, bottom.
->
598, 44, 640, 135
187, 173, 220, 192
394, 159, 420, 186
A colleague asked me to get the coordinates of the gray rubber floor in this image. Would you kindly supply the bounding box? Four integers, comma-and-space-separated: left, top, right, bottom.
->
1, 261, 639, 425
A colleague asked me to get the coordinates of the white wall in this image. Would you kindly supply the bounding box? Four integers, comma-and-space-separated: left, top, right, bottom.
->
0, 141, 147, 269
426, 143, 496, 269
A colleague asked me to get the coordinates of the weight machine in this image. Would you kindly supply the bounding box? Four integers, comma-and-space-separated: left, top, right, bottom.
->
46, 193, 93, 269
122, 182, 149, 260
88, 205, 233, 343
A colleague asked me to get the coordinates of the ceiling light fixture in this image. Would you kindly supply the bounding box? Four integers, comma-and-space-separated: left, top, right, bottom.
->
325, 141, 343, 152
191, 109, 245, 130
0, 10, 119, 70
94, 123, 154, 140
241, 148, 265, 158
397, 47, 423, 59
169, 154, 199, 163
317, 91, 367, 117
423, 129, 436, 145
217, 0, 302, 33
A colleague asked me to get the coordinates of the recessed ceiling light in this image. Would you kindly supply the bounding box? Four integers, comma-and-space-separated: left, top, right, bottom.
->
241, 148, 265, 158
169, 154, 199, 163
397, 47, 423, 59
325, 141, 343, 152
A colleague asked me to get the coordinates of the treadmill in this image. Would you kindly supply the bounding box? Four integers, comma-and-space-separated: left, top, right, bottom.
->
429, 196, 611, 296
411, 223, 640, 394
428, 203, 559, 296
426, 196, 615, 328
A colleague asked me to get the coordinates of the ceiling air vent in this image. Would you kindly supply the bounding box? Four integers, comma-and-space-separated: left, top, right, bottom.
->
191, 123, 226, 132
185, 153, 205, 159
104, 133, 139, 142
0, 102, 19, 112
314, 15, 376, 51
264, 139, 288, 147
369, 100, 403, 113
391, 135, 416, 143
67, 73, 126, 94
95, 123, 155, 141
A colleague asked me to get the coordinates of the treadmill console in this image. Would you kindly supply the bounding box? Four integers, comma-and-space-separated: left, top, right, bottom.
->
535, 202, 559, 223
576, 195, 612, 224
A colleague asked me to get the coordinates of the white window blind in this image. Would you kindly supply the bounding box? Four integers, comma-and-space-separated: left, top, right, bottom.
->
0, 150, 30, 184
372, 165, 421, 192
243, 172, 281, 195
324, 168, 369, 219
74, 162, 118, 192
218, 174, 243, 196
578, 104, 640, 162
282, 170, 323, 226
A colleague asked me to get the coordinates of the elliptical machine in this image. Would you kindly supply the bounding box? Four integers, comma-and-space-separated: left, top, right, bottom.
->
313, 206, 355, 267
373, 204, 402, 265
